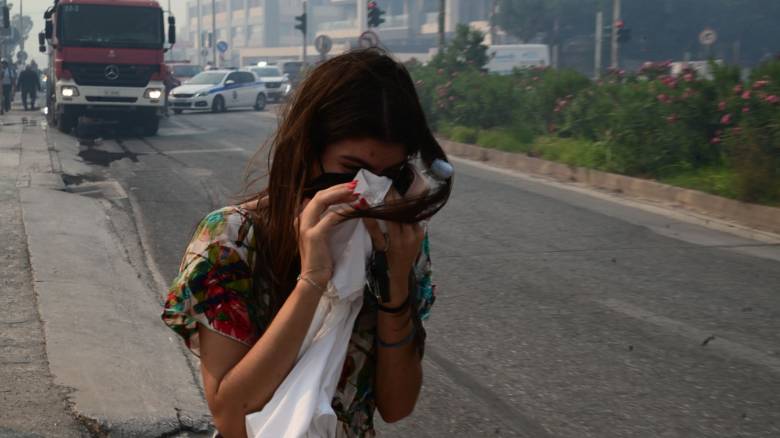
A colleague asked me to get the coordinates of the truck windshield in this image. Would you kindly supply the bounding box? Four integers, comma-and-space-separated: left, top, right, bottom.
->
59, 4, 163, 49
186, 72, 227, 85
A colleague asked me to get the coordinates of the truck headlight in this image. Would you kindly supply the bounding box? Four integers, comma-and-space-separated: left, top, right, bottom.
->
144, 88, 163, 100
61, 86, 79, 97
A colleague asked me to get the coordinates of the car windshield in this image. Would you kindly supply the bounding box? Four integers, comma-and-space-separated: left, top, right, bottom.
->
252, 67, 282, 77
186, 72, 226, 85
58, 4, 163, 49
172, 65, 203, 78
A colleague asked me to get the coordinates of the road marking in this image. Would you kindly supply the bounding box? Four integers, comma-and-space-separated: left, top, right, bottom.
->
162, 147, 248, 155
599, 298, 780, 374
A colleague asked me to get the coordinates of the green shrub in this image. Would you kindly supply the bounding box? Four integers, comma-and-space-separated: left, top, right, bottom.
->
476, 129, 530, 153
448, 125, 480, 144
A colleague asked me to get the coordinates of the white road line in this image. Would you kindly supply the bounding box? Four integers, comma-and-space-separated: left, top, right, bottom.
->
163, 147, 248, 155
599, 298, 780, 374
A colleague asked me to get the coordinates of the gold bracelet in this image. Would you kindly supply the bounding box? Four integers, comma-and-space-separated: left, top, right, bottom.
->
297, 274, 328, 294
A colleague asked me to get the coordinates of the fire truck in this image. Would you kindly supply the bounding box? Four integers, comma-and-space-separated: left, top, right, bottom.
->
38, 0, 176, 135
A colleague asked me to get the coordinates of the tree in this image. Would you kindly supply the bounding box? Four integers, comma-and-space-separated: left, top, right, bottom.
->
431, 24, 491, 72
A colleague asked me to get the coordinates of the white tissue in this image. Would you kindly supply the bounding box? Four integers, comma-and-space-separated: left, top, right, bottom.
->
245, 169, 393, 438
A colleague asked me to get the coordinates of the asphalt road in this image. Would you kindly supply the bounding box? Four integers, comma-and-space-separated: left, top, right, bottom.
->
56, 108, 780, 438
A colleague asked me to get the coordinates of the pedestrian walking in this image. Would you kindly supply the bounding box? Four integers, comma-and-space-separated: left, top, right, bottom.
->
161, 49, 453, 438
1, 60, 17, 113
17, 65, 42, 111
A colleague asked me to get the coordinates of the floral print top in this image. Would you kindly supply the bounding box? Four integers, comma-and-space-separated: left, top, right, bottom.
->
161, 206, 435, 437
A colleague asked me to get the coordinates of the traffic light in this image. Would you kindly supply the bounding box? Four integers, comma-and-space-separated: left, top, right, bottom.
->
367, 1, 385, 28
294, 13, 307, 34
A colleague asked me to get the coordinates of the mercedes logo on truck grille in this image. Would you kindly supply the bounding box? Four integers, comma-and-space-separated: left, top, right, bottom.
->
104, 65, 120, 80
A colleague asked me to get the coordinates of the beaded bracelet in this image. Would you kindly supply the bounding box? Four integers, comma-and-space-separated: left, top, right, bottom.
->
296, 274, 328, 294
377, 325, 417, 349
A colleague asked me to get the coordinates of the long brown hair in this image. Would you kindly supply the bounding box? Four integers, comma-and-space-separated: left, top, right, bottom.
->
244, 48, 452, 316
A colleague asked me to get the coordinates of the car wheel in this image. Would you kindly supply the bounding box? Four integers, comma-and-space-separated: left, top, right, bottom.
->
212, 95, 226, 113
173, 109, 183, 115
254, 93, 267, 111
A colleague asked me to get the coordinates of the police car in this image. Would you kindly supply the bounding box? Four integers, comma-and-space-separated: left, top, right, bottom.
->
245, 64, 292, 103
168, 69, 268, 114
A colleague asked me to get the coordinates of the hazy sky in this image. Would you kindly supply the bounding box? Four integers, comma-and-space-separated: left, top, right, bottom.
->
19, 0, 187, 65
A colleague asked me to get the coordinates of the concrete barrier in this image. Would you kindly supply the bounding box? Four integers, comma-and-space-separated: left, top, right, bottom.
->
438, 138, 780, 235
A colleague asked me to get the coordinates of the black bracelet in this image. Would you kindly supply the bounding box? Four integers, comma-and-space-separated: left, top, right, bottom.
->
377, 293, 411, 313
377, 325, 417, 349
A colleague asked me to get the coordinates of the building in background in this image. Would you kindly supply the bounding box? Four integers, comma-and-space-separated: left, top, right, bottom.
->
183, 0, 496, 67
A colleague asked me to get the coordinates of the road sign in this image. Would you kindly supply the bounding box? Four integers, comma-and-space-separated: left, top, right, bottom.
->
216, 40, 229, 53
358, 30, 379, 49
699, 28, 717, 46
314, 34, 332, 55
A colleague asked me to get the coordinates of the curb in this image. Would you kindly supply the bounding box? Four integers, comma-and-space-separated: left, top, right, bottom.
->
438, 138, 780, 235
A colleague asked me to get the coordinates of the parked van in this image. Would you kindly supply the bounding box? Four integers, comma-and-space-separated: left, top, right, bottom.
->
486, 44, 551, 75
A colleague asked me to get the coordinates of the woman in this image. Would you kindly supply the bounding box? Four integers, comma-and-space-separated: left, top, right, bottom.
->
162, 49, 452, 437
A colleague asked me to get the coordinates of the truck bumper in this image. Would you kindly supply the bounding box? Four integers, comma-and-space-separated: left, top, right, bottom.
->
55, 80, 165, 117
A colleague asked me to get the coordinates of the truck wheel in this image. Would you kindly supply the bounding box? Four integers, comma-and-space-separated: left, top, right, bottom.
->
57, 111, 77, 134
173, 109, 183, 115
143, 117, 160, 136
212, 96, 226, 113
254, 93, 267, 111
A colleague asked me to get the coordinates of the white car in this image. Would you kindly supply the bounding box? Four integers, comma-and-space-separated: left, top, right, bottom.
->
246, 65, 292, 103
168, 70, 268, 114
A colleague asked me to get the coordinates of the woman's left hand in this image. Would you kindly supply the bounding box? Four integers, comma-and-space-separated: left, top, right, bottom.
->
363, 190, 424, 304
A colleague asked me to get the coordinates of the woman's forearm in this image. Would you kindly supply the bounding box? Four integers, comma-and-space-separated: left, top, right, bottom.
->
211, 282, 323, 434
374, 277, 423, 422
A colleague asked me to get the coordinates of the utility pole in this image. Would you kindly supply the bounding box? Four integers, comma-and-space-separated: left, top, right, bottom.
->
196, 0, 202, 67
211, 0, 217, 67
489, 0, 498, 45
610, 0, 620, 69
302, 1, 307, 67
594, 10, 603, 79
18, 0, 22, 56
438, 0, 445, 50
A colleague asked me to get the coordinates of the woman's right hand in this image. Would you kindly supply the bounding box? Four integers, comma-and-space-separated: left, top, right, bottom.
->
297, 181, 359, 286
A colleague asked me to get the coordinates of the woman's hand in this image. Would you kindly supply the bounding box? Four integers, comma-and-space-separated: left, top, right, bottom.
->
298, 181, 359, 286
363, 190, 424, 304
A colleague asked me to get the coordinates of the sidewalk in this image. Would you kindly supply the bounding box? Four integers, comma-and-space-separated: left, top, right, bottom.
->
0, 110, 88, 437
0, 110, 211, 437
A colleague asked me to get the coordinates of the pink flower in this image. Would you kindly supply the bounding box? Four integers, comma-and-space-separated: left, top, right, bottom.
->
733, 84, 743, 94
765, 95, 780, 104
710, 137, 721, 145
683, 73, 695, 82
657, 93, 670, 103
720, 113, 732, 125
753, 80, 770, 89
742, 106, 750, 113
741, 91, 751, 100
718, 101, 727, 111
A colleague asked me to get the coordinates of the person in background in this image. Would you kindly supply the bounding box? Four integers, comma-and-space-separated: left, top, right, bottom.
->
1, 60, 17, 113
18, 65, 42, 111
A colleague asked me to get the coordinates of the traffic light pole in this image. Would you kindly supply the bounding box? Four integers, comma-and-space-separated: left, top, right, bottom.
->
211, 0, 217, 67
610, 0, 621, 69
301, 1, 307, 67
594, 10, 603, 79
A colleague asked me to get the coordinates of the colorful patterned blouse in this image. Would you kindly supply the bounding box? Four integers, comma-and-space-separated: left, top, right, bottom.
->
161, 206, 435, 437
